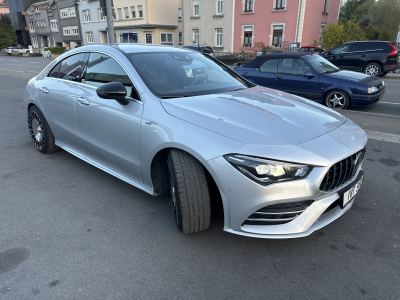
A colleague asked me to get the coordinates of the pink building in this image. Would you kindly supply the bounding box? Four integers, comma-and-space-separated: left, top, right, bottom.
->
233, 0, 340, 53
0, 0, 9, 15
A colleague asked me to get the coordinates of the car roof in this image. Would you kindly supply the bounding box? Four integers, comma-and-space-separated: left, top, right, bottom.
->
243, 52, 314, 68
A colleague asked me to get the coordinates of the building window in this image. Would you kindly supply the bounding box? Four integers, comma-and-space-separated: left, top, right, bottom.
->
42, 20, 46, 27
69, 7, 76, 17
71, 26, 79, 35
113, 9, 116, 20
216, 28, 223, 47
118, 8, 122, 20
63, 26, 71, 35
83, 10, 91, 22
217, 0, 223, 14
179, 32, 182, 44
138, 5, 143, 18
275, 0, 286, 9
178, 8, 182, 20
87, 32, 94, 43
193, 29, 199, 45
60, 8, 68, 18
32, 37, 39, 47
124, 7, 129, 19
319, 24, 326, 43
99, 7, 107, 21
50, 19, 58, 32
245, 0, 253, 12
146, 33, 152, 44
53, 36, 56, 47
35, 6, 40, 14
29, 22, 35, 32
272, 25, 283, 47
193, 0, 199, 16
161, 33, 173, 46
131, 6, 136, 18
323, 0, 329, 13
243, 27, 253, 47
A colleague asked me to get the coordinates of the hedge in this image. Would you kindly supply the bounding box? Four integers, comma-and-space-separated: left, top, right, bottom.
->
44, 47, 66, 53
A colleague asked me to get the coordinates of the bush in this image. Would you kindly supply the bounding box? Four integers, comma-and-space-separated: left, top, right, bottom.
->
44, 47, 66, 53
321, 20, 366, 50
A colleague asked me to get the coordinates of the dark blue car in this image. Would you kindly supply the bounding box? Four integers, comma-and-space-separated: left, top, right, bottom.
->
234, 53, 385, 109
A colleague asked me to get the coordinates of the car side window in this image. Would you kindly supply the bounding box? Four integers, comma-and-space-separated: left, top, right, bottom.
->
58, 53, 87, 81
260, 59, 278, 73
48, 62, 61, 78
84, 52, 138, 100
331, 44, 350, 54
350, 43, 370, 52
277, 58, 311, 75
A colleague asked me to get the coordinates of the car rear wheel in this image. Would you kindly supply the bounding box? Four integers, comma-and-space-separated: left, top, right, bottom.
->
167, 149, 211, 234
364, 63, 382, 77
28, 106, 60, 154
324, 90, 350, 110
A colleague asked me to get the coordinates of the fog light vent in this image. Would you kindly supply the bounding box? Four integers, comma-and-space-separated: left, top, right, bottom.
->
243, 200, 314, 226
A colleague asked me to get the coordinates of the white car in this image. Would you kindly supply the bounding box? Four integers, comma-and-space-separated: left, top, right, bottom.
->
6, 46, 30, 55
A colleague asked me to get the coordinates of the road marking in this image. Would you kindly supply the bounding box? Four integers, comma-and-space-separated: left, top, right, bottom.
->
10, 60, 19, 62
341, 110, 400, 119
379, 102, 400, 105
365, 130, 400, 144
28, 62, 39, 63
28, 71, 37, 73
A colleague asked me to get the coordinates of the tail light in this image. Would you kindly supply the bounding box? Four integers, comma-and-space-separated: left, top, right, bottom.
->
388, 43, 397, 56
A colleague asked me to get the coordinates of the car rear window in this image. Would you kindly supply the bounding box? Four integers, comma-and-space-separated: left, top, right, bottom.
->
369, 42, 386, 50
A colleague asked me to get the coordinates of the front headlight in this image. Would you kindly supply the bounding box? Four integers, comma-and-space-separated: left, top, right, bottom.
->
368, 86, 378, 94
224, 154, 313, 186
382, 81, 384, 87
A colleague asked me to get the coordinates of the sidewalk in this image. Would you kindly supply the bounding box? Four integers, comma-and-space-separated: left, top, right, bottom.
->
385, 72, 400, 78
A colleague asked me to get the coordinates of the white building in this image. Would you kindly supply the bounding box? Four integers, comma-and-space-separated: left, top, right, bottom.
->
78, 0, 108, 46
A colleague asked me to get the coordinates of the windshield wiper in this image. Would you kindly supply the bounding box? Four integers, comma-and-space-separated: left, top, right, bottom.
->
160, 95, 192, 99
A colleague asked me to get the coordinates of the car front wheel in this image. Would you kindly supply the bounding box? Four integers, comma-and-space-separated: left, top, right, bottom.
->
324, 90, 350, 109
364, 63, 382, 77
167, 149, 211, 234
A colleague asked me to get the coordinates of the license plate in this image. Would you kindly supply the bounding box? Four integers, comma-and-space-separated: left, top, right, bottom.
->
379, 92, 385, 99
342, 176, 363, 207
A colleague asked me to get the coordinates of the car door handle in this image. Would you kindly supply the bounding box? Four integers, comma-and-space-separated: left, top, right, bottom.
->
77, 97, 90, 106
39, 87, 49, 94
276, 76, 282, 79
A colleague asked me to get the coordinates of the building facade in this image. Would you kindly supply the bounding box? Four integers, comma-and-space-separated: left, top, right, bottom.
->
7, 0, 31, 47
182, 0, 235, 53
0, 0, 9, 14
111, 0, 182, 46
233, 0, 340, 53
78, 0, 108, 46
25, 0, 63, 50
57, 0, 83, 49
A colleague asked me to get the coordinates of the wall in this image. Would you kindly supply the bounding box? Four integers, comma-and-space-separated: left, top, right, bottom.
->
78, 0, 107, 46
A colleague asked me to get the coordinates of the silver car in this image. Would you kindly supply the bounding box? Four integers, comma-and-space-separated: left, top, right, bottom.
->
23, 44, 367, 238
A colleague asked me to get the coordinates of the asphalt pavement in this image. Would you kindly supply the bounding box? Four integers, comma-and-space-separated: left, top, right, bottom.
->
0, 56, 400, 299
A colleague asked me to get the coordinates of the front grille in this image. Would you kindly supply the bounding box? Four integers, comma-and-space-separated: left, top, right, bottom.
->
320, 148, 365, 192
243, 200, 314, 226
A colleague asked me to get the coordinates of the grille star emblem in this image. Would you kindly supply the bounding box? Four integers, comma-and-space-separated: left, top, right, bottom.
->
350, 136, 357, 141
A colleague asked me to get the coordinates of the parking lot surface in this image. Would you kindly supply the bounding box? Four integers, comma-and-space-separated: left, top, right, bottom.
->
0, 56, 399, 299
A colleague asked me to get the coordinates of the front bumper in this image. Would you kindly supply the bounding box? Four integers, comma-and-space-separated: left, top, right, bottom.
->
204, 119, 367, 239
350, 87, 385, 107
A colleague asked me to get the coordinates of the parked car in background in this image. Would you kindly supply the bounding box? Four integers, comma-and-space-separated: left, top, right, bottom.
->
298, 46, 323, 53
24, 44, 367, 238
6, 46, 30, 55
320, 41, 400, 77
234, 52, 385, 109
180, 45, 215, 56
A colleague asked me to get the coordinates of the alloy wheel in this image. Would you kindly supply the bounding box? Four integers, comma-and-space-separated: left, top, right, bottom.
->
28, 110, 45, 150
365, 64, 379, 76
327, 92, 346, 109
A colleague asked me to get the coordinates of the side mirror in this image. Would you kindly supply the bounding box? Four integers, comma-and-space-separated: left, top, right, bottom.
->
96, 82, 129, 105
303, 71, 315, 78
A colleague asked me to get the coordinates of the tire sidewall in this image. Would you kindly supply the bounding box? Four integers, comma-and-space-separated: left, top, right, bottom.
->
324, 90, 350, 109
167, 155, 185, 233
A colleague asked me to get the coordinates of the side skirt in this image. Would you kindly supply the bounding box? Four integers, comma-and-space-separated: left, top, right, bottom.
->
55, 139, 155, 195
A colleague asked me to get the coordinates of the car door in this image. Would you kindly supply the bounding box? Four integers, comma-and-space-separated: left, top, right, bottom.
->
274, 58, 320, 101
346, 42, 371, 72
322, 43, 352, 69
255, 59, 278, 88
36, 53, 87, 147
74, 52, 144, 182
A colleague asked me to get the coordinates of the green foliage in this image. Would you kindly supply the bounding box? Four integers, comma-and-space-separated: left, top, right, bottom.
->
339, 0, 374, 22
321, 20, 366, 50
368, 0, 400, 42
44, 47, 66, 53
0, 14, 18, 50
311, 39, 319, 47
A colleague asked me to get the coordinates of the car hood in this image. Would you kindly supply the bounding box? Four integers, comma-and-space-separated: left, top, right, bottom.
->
324, 70, 382, 86
160, 86, 347, 146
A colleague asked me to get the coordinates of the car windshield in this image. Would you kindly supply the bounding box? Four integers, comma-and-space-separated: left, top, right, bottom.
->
128, 52, 248, 98
303, 55, 339, 74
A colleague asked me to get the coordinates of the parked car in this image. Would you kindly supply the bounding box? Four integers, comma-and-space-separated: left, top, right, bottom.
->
24, 44, 367, 238
6, 46, 30, 55
319, 40, 400, 77
180, 44, 215, 56
234, 52, 385, 109
298, 46, 323, 53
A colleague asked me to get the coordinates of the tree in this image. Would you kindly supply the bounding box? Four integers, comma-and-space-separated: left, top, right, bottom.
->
368, 0, 400, 42
321, 20, 366, 50
339, 0, 374, 22
0, 14, 18, 50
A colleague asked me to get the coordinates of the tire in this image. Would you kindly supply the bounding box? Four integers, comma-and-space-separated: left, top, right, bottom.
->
28, 105, 60, 154
167, 149, 211, 234
324, 90, 350, 110
26, 51, 29, 54
364, 62, 382, 77
379, 72, 388, 77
